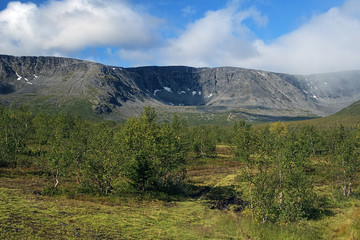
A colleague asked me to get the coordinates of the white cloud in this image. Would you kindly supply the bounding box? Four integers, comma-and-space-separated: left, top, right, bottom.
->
120, 2, 266, 67
0, 0, 162, 56
161, 6, 263, 66
121, 0, 360, 74
1, 0, 359, 74
181, 5, 196, 17
247, 0, 360, 74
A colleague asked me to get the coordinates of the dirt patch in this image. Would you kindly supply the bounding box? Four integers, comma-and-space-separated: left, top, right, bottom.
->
209, 195, 247, 212
201, 185, 248, 212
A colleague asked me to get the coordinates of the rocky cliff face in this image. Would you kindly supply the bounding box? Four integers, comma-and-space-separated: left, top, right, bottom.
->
1, 55, 359, 122
0, 55, 150, 118
126, 66, 360, 117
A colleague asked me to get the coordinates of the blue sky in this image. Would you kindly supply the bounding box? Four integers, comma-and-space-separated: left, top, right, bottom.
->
0, 0, 359, 74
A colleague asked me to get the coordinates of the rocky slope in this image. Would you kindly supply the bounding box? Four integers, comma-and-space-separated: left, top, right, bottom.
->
1, 55, 360, 122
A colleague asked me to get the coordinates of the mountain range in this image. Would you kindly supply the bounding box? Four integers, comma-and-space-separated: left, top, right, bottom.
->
1, 55, 360, 123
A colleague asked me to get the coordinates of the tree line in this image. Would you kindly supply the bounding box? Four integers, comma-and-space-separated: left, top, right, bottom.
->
0, 105, 191, 193
1, 104, 359, 223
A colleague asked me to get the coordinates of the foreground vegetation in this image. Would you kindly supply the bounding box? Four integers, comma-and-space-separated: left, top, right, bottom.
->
1, 104, 360, 239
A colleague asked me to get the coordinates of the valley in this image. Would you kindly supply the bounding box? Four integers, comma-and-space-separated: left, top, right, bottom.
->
1, 55, 360, 239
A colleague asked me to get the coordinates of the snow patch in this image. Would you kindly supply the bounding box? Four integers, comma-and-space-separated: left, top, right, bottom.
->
163, 87, 172, 92
154, 90, 161, 96
208, 93, 213, 98
198, 91, 201, 95
192, 91, 197, 96
257, 71, 266, 77
34, 74, 38, 78
179, 91, 186, 94
112, 68, 115, 70
15, 72, 33, 84
313, 95, 318, 99
16, 72, 22, 80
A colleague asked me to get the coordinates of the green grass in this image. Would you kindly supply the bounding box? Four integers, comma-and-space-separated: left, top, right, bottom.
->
282, 100, 360, 129
308, 200, 360, 239
1, 149, 360, 239
335, 100, 360, 117
28, 98, 103, 122
60, 99, 103, 121
157, 109, 318, 126
0, 186, 321, 240
158, 111, 235, 126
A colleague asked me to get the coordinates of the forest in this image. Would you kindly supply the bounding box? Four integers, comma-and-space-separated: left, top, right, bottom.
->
1, 104, 360, 239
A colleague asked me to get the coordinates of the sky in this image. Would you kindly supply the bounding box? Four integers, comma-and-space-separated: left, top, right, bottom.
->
0, 0, 359, 74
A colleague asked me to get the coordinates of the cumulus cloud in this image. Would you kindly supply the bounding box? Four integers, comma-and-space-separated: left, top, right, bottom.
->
1, 0, 360, 74
248, 0, 360, 74
159, 5, 265, 66
0, 0, 162, 56
121, 0, 360, 74
120, 2, 267, 67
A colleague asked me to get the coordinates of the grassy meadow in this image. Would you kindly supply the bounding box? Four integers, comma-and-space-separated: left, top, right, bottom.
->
1, 104, 360, 239
1, 147, 360, 239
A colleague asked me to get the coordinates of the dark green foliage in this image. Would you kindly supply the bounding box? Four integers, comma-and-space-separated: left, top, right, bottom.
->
0, 105, 31, 167
80, 122, 119, 194
189, 125, 217, 157
277, 130, 317, 221
1, 103, 360, 227
32, 112, 52, 147
45, 113, 76, 188
328, 125, 360, 196
232, 121, 317, 223
0, 106, 14, 167
118, 107, 188, 191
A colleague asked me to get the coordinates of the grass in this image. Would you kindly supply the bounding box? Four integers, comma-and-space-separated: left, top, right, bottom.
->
1, 147, 360, 239
284, 115, 360, 130
0, 185, 320, 240
309, 200, 360, 239
60, 99, 103, 122
158, 110, 235, 126
157, 108, 319, 126
334, 100, 360, 117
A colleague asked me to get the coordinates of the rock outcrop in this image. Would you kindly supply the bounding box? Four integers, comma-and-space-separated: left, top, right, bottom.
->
1, 55, 360, 122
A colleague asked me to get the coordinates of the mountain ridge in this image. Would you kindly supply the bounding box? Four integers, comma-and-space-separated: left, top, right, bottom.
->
1, 55, 360, 122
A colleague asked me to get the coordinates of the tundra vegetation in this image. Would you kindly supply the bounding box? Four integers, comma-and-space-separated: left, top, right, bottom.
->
1, 104, 360, 239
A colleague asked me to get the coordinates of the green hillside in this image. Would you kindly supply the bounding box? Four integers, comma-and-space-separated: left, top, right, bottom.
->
334, 100, 360, 116
283, 100, 360, 129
